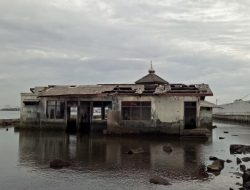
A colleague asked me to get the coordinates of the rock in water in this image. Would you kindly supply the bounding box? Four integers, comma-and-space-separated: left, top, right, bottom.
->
237, 157, 242, 165
49, 159, 70, 169
163, 145, 173, 153
209, 156, 218, 161
242, 157, 250, 162
230, 144, 244, 154
243, 169, 250, 189
127, 148, 144, 154
230, 144, 250, 154
207, 159, 225, 172
149, 176, 171, 185
240, 164, 246, 172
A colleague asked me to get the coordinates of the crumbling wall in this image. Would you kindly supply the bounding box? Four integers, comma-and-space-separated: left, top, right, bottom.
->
200, 107, 213, 127
20, 93, 40, 124
107, 95, 200, 135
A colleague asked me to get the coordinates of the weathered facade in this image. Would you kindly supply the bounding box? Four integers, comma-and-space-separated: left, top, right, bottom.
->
20, 67, 213, 135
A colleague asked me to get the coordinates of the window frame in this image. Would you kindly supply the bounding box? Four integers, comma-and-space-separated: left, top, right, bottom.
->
121, 101, 151, 121
46, 100, 65, 119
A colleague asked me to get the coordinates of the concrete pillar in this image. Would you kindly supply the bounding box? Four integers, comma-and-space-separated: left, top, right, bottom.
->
101, 106, 105, 120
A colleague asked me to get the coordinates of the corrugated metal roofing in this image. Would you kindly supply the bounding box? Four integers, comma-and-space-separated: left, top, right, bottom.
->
38, 84, 144, 97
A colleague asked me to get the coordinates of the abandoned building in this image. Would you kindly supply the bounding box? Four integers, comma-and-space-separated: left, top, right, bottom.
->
20, 66, 213, 136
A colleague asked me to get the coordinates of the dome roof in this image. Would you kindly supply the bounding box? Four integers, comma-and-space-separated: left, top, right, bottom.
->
135, 65, 169, 85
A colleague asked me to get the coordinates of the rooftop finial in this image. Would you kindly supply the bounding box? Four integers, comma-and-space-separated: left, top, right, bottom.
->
148, 60, 155, 74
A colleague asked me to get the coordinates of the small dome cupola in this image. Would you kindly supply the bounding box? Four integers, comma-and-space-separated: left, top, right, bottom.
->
135, 62, 169, 85
148, 62, 155, 74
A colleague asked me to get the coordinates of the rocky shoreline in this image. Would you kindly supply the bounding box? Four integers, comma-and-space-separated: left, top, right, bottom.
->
206, 144, 250, 189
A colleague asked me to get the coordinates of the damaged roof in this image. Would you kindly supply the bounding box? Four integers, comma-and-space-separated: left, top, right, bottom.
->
37, 83, 213, 97
35, 66, 213, 97
38, 84, 144, 97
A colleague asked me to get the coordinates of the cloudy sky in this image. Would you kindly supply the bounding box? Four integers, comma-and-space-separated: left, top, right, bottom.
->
1, 0, 250, 107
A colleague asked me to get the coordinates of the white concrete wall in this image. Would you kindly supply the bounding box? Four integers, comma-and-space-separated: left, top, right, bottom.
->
200, 108, 212, 126
153, 96, 199, 123
20, 93, 40, 122
213, 100, 250, 115
116, 95, 200, 125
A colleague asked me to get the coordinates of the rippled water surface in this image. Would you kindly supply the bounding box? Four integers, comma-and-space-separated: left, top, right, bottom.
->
0, 122, 250, 190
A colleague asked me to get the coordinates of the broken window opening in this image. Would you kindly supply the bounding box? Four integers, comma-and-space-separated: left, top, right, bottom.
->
46, 101, 65, 119
121, 101, 151, 121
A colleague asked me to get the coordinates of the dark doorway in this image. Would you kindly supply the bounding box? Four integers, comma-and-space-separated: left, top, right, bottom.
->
184, 102, 197, 129
66, 101, 78, 132
79, 101, 91, 133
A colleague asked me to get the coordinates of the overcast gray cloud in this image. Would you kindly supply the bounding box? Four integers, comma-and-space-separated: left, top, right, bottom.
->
1, 0, 250, 106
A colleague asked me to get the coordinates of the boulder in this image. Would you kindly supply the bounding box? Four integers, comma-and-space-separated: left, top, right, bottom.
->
49, 159, 70, 169
162, 145, 173, 153
149, 176, 171, 185
226, 159, 232, 163
242, 157, 250, 162
224, 131, 229, 133
237, 157, 242, 165
127, 148, 144, 154
207, 159, 225, 172
219, 137, 225, 140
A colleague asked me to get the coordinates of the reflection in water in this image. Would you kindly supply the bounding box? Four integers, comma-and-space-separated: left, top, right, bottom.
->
18, 130, 210, 180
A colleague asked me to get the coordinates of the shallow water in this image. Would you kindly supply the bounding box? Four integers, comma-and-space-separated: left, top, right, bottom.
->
0, 122, 250, 190
0, 111, 20, 119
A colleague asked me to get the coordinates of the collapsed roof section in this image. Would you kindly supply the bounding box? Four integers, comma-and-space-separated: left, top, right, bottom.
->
36, 83, 213, 97
34, 66, 213, 97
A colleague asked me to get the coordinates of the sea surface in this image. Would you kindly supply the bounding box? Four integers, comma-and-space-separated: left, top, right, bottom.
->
0, 111, 20, 119
0, 121, 249, 190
